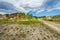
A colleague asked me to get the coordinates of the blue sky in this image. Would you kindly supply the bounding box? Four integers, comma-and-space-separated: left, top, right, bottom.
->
0, 0, 60, 16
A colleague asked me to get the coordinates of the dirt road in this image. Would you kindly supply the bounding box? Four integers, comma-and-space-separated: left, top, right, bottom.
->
41, 20, 60, 34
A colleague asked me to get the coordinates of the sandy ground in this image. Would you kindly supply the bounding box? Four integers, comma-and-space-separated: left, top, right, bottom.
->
42, 21, 60, 34
0, 23, 60, 40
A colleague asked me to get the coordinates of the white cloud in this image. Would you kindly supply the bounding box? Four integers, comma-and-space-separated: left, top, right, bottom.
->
0, 0, 16, 4
36, 10, 44, 14
46, 2, 60, 12
0, 0, 60, 14
18, 0, 45, 7
0, 0, 47, 13
55, 2, 60, 9
14, 0, 46, 13
0, 0, 45, 10
0, 0, 27, 13
0, 12, 7, 14
47, 7, 60, 12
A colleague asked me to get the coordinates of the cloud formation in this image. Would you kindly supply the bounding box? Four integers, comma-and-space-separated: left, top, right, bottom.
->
0, 0, 60, 14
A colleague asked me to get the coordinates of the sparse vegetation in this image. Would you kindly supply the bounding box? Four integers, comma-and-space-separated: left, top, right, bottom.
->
41, 15, 60, 23
0, 24, 60, 40
0, 12, 60, 40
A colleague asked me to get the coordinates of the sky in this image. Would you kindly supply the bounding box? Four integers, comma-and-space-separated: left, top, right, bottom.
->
0, 0, 60, 16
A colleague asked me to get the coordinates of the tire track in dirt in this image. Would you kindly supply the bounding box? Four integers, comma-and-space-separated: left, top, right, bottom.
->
41, 20, 60, 34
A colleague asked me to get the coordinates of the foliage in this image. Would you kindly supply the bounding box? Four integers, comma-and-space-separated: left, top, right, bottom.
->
0, 12, 60, 24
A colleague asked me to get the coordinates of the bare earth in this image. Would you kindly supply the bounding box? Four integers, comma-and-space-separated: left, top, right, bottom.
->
42, 21, 60, 34
0, 23, 60, 40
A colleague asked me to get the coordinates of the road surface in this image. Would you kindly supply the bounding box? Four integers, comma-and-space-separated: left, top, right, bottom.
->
41, 20, 60, 34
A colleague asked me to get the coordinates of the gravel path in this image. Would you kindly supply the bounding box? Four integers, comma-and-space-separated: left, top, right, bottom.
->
0, 23, 60, 40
